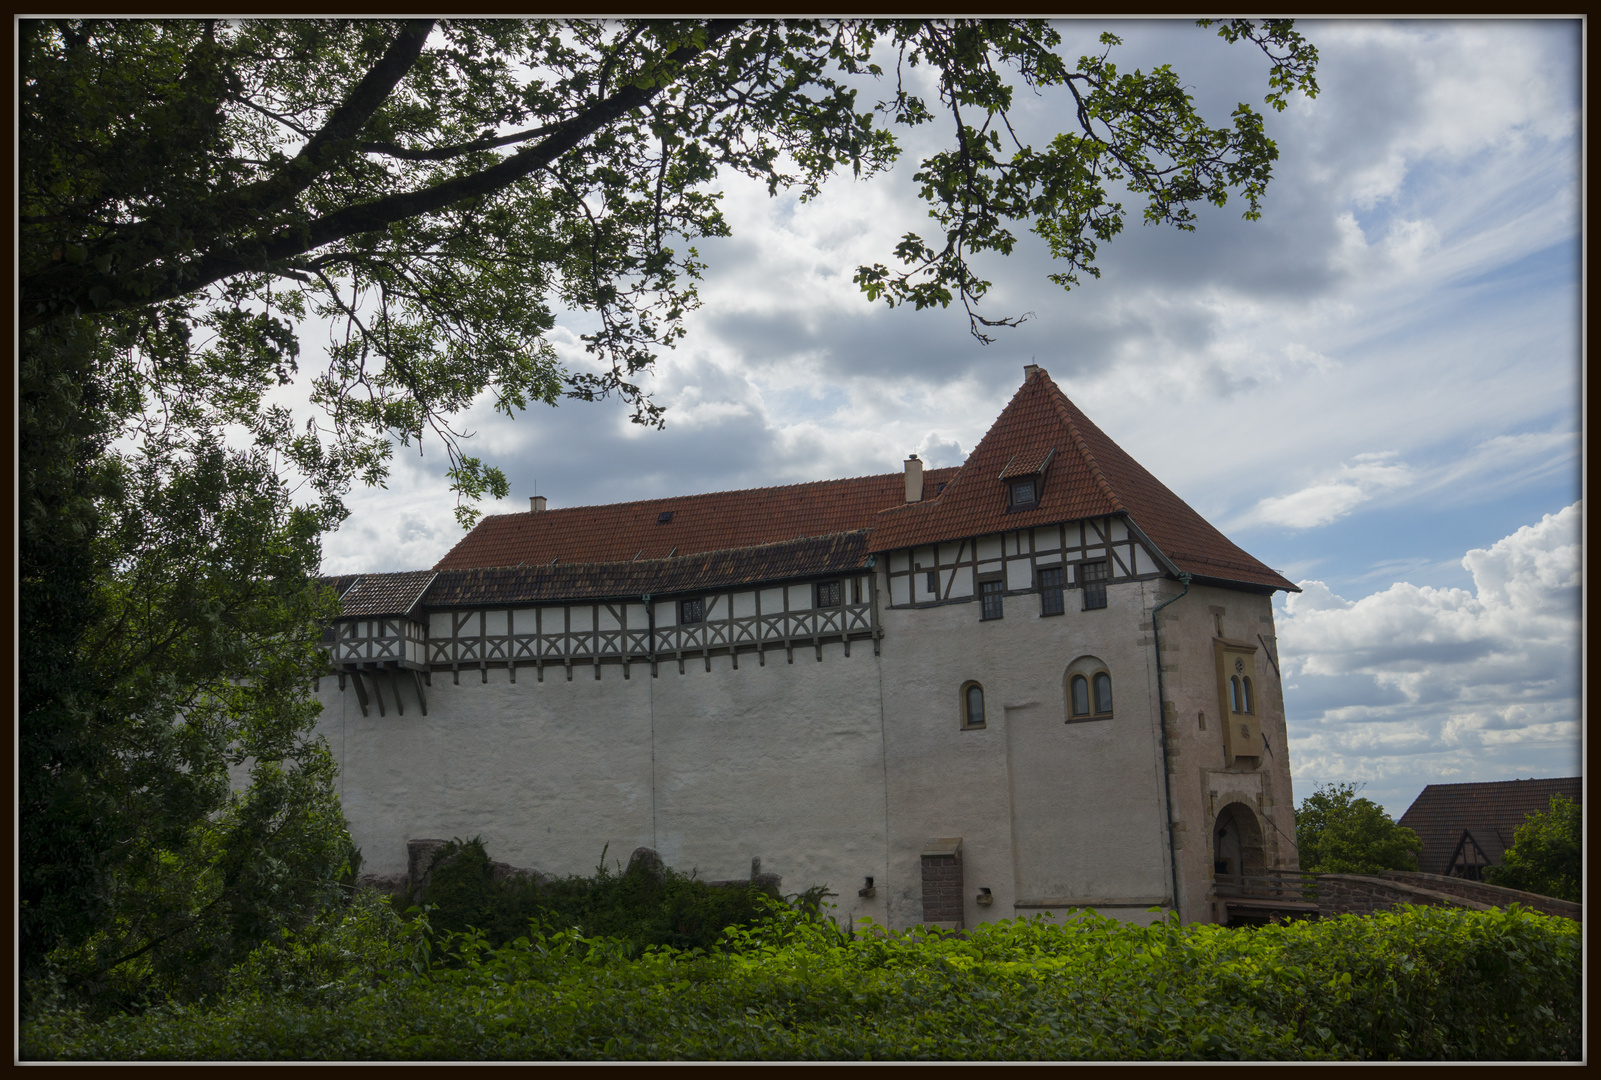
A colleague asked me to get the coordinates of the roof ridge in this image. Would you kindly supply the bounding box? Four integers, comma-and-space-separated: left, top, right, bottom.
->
1047, 382, 1127, 515
470, 467, 963, 522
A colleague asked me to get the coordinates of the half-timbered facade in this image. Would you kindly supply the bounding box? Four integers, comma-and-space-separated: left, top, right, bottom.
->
316, 366, 1304, 929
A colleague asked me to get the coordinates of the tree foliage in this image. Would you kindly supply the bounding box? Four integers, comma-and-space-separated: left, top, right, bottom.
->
1484, 795, 1581, 903
1294, 783, 1422, 876
21, 17, 1317, 525
19, 18, 1319, 1010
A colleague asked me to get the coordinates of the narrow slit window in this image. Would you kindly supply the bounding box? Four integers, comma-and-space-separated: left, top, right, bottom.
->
1070, 675, 1090, 717
980, 579, 1004, 621
1082, 560, 1108, 610
1039, 566, 1065, 616
926, 570, 938, 596
1229, 676, 1242, 713
1242, 676, 1254, 715
962, 682, 986, 728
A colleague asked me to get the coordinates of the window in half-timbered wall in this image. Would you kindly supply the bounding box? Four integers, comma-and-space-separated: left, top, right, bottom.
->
979, 578, 1004, 621
815, 580, 841, 608
1039, 565, 1065, 616
679, 598, 704, 624
1081, 559, 1109, 610
925, 570, 937, 597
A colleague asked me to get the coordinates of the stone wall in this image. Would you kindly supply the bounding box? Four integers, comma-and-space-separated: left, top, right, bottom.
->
1377, 871, 1581, 921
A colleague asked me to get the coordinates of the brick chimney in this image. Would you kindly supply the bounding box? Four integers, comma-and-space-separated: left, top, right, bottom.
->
904, 454, 924, 503
529, 495, 547, 513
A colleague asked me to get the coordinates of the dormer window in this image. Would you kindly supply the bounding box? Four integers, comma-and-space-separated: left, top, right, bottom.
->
1009, 477, 1038, 508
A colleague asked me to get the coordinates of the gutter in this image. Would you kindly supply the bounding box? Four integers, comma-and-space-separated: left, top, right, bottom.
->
1150, 571, 1192, 920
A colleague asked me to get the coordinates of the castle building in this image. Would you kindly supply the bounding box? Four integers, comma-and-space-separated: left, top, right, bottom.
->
318, 366, 1304, 929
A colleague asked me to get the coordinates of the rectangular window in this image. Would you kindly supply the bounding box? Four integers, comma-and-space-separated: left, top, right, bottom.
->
926, 570, 938, 597
1039, 566, 1065, 616
980, 579, 1004, 621
679, 597, 704, 624
851, 577, 862, 604
1082, 560, 1108, 610
815, 580, 841, 607
1009, 477, 1038, 508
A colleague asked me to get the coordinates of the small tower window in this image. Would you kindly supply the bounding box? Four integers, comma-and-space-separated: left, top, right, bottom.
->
679, 598, 704, 624
1039, 565, 1065, 616
1066, 657, 1114, 722
961, 681, 986, 729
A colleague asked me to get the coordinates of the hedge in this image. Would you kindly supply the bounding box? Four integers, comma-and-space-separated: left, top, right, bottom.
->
22, 901, 1579, 1061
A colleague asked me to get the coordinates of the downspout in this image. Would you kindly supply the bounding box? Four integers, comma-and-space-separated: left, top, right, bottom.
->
1150, 571, 1191, 919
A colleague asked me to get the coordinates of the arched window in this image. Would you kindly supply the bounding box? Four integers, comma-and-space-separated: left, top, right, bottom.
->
1065, 656, 1113, 722
961, 681, 986, 729
1241, 677, 1254, 715
1229, 676, 1242, 713
1070, 675, 1090, 717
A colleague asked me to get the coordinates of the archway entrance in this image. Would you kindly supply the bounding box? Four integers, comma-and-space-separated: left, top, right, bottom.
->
1213, 801, 1265, 887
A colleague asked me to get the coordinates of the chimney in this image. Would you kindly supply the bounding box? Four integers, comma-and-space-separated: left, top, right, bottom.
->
529, 495, 547, 513
1023, 363, 1040, 381
904, 454, 924, 503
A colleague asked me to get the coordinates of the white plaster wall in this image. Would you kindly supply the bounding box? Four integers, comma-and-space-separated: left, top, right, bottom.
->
316, 549, 1286, 931
876, 572, 1173, 932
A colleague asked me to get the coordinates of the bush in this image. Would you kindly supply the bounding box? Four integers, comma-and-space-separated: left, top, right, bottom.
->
413, 838, 787, 956
1484, 795, 1581, 903
22, 903, 1579, 1061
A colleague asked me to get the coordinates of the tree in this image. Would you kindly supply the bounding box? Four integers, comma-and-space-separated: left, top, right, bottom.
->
19, 18, 1319, 1002
1294, 783, 1422, 876
1484, 795, 1581, 903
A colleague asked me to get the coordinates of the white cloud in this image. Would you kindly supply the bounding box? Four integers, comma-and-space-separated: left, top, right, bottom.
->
1243, 452, 1414, 529
1277, 503, 1581, 814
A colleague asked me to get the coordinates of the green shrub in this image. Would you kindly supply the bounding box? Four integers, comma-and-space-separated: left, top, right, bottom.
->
23, 903, 1579, 1061
1485, 794, 1581, 903
415, 838, 783, 956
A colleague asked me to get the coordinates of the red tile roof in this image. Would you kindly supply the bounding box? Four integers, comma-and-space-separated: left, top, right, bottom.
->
426, 532, 870, 606
870, 368, 1296, 591
436, 467, 956, 570
338, 570, 437, 618
1397, 777, 1582, 876
433, 367, 1294, 593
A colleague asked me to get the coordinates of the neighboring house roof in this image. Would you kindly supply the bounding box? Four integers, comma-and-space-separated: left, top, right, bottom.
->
416, 366, 1293, 597
1397, 777, 1582, 876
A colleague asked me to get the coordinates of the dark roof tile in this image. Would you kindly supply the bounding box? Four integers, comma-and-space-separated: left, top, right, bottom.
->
1397, 777, 1582, 875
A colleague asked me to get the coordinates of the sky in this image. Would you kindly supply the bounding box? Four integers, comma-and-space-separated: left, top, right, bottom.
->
306, 20, 1582, 819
